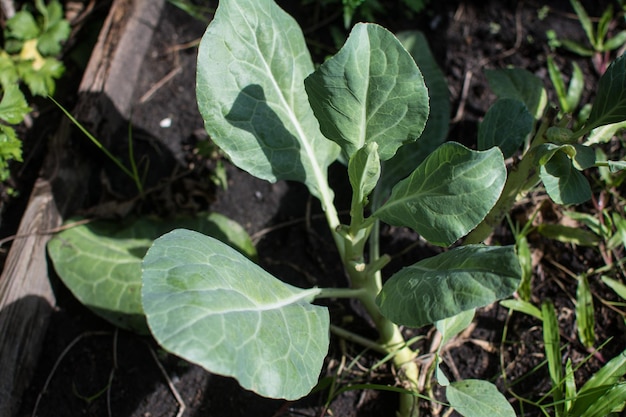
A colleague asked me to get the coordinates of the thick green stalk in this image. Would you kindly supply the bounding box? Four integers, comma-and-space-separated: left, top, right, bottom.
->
340, 206, 419, 416
464, 153, 538, 243
324, 170, 420, 417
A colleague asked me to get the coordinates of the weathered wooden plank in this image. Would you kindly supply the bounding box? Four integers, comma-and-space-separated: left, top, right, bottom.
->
0, 0, 165, 415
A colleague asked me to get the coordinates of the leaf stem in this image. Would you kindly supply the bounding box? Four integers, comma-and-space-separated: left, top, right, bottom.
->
316, 287, 368, 299
465, 110, 552, 243
329, 324, 388, 354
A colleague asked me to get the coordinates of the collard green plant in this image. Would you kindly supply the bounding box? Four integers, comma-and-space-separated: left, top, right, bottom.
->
141, 1, 522, 416
467, 53, 626, 243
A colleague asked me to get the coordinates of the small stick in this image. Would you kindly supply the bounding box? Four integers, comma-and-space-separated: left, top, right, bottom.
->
106, 329, 119, 417
0, 218, 95, 248
451, 70, 473, 124
148, 346, 186, 417
139, 66, 183, 104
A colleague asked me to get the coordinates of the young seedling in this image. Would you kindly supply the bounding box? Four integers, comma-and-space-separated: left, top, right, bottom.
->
466, 53, 626, 243
141, 1, 522, 416
502, 300, 626, 417
547, 0, 626, 74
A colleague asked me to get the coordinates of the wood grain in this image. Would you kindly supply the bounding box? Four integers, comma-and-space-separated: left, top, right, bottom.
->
0, 0, 165, 415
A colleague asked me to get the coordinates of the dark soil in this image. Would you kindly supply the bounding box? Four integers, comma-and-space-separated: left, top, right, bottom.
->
5, 0, 626, 416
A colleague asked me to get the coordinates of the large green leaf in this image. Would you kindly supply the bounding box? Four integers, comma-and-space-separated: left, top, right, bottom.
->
585, 54, 626, 130
446, 379, 516, 417
142, 229, 329, 400
304, 23, 429, 161
486, 68, 547, 119
478, 98, 534, 158
375, 30, 450, 205
196, 0, 339, 201
47, 213, 255, 334
376, 245, 521, 328
373, 143, 506, 247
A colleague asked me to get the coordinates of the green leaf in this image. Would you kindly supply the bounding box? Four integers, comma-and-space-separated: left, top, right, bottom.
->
585, 54, 626, 130
348, 142, 380, 207
585, 121, 626, 145
500, 299, 543, 321
0, 124, 23, 166
535, 143, 595, 170
608, 160, 626, 172
435, 309, 475, 386
560, 39, 594, 57
567, 62, 585, 111
0, 53, 19, 88
486, 68, 547, 119
572, 349, 626, 416
571, 144, 597, 170
570, 0, 595, 46
17, 57, 65, 96
576, 275, 595, 349
376, 245, 521, 328
548, 56, 568, 111
603, 31, 626, 52
565, 359, 577, 414
142, 229, 329, 400
515, 235, 532, 302
436, 309, 475, 347
304, 23, 428, 161
6, 10, 40, 40
536, 224, 600, 246
375, 30, 449, 205
578, 383, 626, 417
47, 213, 256, 334
540, 151, 592, 204
446, 379, 516, 417
601, 276, 626, 300
0, 84, 31, 124
596, 5, 613, 48
37, 0, 70, 56
373, 142, 506, 246
397, 30, 449, 146
196, 0, 339, 201
549, 56, 584, 114
542, 300, 564, 416
478, 98, 533, 158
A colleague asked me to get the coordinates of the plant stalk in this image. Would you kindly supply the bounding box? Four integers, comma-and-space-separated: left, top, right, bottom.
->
329, 179, 420, 417
351, 267, 419, 416
465, 114, 552, 243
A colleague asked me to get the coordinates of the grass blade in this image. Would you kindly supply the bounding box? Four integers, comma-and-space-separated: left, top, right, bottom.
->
542, 300, 564, 416
576, 274, 596, 349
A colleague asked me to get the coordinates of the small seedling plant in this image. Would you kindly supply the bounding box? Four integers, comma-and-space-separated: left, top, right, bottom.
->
0, 0, 69, 186
547, 0, 626, 74
140, 0, 523, 416
465, 51, 626, 243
